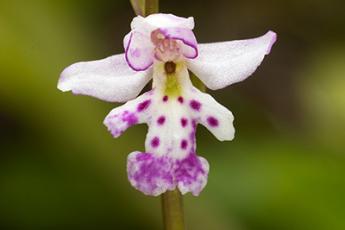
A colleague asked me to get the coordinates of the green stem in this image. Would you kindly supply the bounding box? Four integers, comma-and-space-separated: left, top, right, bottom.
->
144, 0, 159, 16
161, 190, 185, 230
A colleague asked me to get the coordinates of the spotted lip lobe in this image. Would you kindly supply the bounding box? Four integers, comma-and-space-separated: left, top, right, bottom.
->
190, 100, 201, 111
207, 116, 219, 127
151, 136, 160, 148
137, 100, 151, 112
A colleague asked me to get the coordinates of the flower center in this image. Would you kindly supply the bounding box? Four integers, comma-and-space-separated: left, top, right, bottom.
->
151, 29, 182, 62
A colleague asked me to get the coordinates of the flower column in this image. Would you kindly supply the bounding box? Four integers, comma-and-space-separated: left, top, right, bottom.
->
142, 2, 183, 230
129, 1, 185, 230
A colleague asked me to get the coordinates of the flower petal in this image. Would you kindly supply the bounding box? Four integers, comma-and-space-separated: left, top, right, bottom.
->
127, 151, 175, 196
104, 91, 153, 137
131, 14, 195, 31
160, 28, 198, 59
187, 31, 277, 90
176, 153, 209, 196
58, 54, 152, 102
188, 88, 235, 141
125, 31, 154, 71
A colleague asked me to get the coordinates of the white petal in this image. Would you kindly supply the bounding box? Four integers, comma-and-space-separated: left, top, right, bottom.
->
160, 27, 198, 58
104, 91, 153, 137
125, 31, 154, 71
189, 88, 235, 141
58, 54, 152, 102
187, 31, 277, 90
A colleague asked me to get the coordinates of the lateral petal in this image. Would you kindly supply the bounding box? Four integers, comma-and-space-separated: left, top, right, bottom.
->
58, 54, 152, 102
187, 31, 277, 90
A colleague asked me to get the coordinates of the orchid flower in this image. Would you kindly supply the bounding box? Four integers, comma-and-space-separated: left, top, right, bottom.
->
58, 13, 276, 196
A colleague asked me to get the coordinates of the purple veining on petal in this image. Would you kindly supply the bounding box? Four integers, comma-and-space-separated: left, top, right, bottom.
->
163, 95, 169, 102
157, 116, 166, 125
207, 116, 219, 127
159, 28, 198, 59
180, 118, 188, 127
137, 99, 151, 112
180, 139, 188, 149
178, 96, 184, 104
190, 100, 201, 111
151, 136, 160, 148
125, 32, 153, 71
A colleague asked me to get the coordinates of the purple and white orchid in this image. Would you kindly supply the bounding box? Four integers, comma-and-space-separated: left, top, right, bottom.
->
58, 13, 276, 196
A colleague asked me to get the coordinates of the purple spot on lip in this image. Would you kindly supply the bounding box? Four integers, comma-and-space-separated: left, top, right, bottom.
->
207, 116, 219, 127
137, 100, 151, 112
180, 139, 188, 149
181, 118, 188, 127
122, 111, 138, 126
190, 100, 201, 111
151, 137, 160, 148
127, 152, 174, 196
163, 95, 168, 102
178, 96, 184, 104
157, 116, 166, 125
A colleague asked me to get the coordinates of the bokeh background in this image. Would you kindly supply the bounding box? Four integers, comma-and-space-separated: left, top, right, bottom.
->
1, 0, 345, 229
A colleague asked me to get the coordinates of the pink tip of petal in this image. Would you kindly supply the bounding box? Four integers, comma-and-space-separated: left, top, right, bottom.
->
265, 30, 277, 54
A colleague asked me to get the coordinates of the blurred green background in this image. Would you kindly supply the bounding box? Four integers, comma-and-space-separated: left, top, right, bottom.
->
1, 0, 345, 229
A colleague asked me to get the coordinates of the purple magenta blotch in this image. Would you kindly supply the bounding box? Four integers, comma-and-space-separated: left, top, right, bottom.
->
180, 139, 188, 149
122, 111, 138, 125
127, 151, 209, 196
190, 100, 201, 111
207, 116, 219, 127
127, 152, 174, 196
174, 153, 208, 195
151, 136, 160, 148
157, 116, 166, 125
163, 95, 168, 102
178, 96, 184, 104
180, 118, 188, 127
137, 100, 151, 112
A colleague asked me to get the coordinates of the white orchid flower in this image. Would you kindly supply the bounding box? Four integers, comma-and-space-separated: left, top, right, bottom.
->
58, 13, 277, 196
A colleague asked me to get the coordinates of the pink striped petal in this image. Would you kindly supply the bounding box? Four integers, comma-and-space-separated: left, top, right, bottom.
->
125, 31, 155, 71
160, 28, 198, 59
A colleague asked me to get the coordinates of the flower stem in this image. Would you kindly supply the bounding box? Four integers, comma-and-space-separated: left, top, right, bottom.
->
145, 0, 159, 16
161, 189, 185, 230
